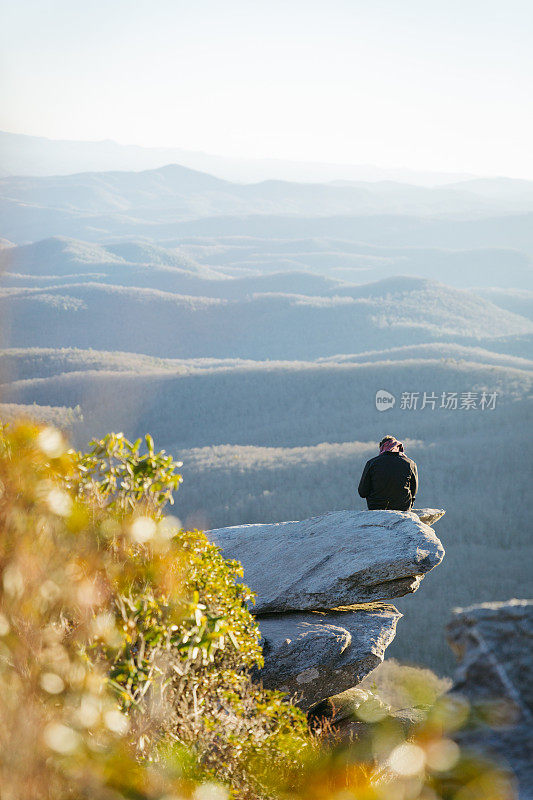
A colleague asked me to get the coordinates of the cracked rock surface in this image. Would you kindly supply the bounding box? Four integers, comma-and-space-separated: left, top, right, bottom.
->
255, 606, 401, 709
209, 509, 445, 613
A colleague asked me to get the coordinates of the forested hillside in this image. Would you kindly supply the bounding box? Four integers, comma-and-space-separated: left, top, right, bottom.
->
1, 278, 532, 358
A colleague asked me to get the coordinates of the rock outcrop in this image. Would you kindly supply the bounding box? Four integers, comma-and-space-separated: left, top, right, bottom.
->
209, 510, 445, 613
447, 600, 533, 800
412, 508, 446, 526
256, 605, 401, 708
207, 509, 445, 710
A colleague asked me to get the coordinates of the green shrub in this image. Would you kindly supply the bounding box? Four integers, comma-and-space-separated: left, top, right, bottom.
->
75, 431, 183, 515
0, 422, 313, 799
0, 420, 190, 798
73, 431, 314, 796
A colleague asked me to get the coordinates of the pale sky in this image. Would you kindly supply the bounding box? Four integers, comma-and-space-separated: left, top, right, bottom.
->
1, 0, 532, 177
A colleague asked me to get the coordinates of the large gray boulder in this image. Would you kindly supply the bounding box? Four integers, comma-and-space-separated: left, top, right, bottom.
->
256, 605, 401, 710
447, 600, 533, 800
209, 510, 444, 613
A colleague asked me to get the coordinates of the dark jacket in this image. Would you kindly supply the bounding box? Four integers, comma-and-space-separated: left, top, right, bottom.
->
358, 451, 418, 511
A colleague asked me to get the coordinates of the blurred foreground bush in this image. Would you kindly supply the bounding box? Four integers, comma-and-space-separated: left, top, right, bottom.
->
0, 422, 518, 800
0, 423, 312, 799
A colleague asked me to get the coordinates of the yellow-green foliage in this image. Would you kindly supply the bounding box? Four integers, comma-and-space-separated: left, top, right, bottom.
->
0, 421, 518, 800
0, 420, 192, 798
0, 421, 312, 799
72, 431, 314, 796
76, 431, 183, 515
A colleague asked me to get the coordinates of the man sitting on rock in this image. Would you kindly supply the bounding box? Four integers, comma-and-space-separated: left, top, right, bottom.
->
358, 435, 418, 511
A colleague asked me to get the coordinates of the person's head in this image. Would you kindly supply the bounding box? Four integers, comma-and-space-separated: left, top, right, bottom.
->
379, 435, 404, 454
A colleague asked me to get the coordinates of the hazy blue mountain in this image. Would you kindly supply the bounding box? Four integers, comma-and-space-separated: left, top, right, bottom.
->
474, 288, 533, 321
5, 210, 521, 278
1, 237, 363, 296
1, 277, 531, 359
446, 177, 533, 203
0, 130, 477, 185
0, 164, 231, 215
0, 347, 176, 382
2, 342, 532, 386
153, 213, 533, 258
172, 235, 533, 290
103, 241, 207, 271
0, 195, 87, 244
0, 236, 222, 279
2, 230, 531, 292
317, 342, 533, 370
2, 165, 533, 222
3, 352, 530, 454
0, 237, 123, 274
1, 166, 532, 296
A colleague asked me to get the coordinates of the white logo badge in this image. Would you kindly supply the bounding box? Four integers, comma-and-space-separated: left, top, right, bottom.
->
375, 389, 396, 412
